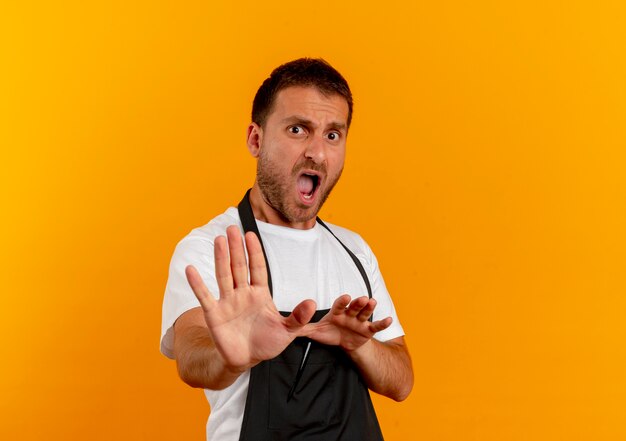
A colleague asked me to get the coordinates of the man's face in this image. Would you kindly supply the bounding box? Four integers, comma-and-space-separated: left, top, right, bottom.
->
253, 86, 349, 225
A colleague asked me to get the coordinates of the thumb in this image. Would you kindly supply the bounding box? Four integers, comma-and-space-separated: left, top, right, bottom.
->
284, 299, 316, 330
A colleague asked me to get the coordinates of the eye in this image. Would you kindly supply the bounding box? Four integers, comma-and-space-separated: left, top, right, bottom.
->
288, 125, 305, 135
327, 131, 340, 141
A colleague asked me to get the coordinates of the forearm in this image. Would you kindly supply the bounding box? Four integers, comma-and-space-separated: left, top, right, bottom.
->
347, 336, 413, 401
174, 325, 245, 390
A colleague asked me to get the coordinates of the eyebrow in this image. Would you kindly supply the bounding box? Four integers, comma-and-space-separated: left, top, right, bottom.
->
280, 116, 347, 131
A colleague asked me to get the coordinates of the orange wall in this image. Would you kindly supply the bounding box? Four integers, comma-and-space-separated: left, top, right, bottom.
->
1, 1, 625, 440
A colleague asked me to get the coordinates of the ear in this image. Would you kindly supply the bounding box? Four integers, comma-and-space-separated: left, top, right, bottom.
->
246, 122, 263, 158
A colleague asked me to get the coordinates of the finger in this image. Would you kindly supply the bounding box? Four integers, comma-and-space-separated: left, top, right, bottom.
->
245, 232, 268, 287
368, 316, 393, 334
330, 294, 351, 316
185, 265, 217, 312
214, 235, 234, 296
285, 299, 317, 331
226, 225, 248, 288
346, 296, 369, 318
356, 298, 377, 322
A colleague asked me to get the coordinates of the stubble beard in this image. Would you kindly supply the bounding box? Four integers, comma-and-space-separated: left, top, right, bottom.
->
256, 149, 343, 224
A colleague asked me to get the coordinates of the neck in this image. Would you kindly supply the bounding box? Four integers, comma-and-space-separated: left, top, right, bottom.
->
248, 184, 317, 230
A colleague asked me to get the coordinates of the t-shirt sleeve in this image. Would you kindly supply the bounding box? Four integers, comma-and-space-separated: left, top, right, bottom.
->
359, 238, 405, 343
160, 232, 220, 359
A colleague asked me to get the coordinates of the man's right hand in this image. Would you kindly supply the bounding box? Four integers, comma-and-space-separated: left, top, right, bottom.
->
184, 225, 316, 375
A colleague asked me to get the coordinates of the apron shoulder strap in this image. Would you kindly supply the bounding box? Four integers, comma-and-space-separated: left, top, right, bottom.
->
237, 189, 274, 295
316, 217, 373, 300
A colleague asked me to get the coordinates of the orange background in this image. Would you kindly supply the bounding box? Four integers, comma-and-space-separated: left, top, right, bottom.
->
1, 1, 625, 440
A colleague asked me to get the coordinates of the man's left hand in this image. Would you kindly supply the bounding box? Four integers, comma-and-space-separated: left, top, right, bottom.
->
302, 294, 392, 352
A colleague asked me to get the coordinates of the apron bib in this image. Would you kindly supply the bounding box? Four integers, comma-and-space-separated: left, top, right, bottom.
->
237, 190, 384, 441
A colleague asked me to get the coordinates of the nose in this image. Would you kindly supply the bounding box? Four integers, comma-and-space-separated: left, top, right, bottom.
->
304, 134, 326, 164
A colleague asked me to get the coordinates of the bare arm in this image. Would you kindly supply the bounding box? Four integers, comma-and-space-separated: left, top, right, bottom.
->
173, 226, 316, 390
302, 294, 414, 401
347, 335, 413, 402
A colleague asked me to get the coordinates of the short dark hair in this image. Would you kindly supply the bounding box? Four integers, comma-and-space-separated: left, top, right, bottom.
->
252, 58, 353, 128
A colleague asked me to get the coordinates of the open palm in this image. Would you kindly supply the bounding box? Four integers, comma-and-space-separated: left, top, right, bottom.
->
185, 226, 316, 372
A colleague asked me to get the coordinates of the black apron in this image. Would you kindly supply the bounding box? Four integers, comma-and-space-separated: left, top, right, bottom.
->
237, 190, 384, 441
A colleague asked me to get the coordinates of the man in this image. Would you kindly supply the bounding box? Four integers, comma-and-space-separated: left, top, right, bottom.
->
161, 58, 413, 440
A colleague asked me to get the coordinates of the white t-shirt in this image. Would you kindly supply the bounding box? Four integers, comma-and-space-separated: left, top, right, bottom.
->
161, 207, 404, 441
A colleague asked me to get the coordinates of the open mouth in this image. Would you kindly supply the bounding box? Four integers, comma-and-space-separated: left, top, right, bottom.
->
297, 172, 320, 202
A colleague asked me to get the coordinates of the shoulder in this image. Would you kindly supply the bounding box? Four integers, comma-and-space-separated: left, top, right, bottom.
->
317, 219, 385, 281
317, 220, 372, 257
175, 207, 241, 253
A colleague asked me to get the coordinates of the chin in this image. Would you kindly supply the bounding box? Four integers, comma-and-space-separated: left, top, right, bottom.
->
286, 197, 327, 221
286, 206, 319, 223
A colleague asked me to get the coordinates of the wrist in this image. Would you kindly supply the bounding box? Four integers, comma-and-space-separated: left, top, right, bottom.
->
221, 356, 260, 376
345, 338, 374, 361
